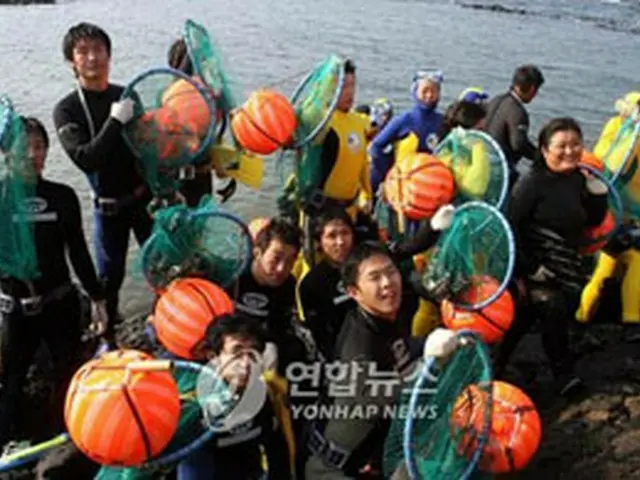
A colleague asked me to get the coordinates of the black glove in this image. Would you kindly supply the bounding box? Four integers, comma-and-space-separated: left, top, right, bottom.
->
216, 178, 237, 203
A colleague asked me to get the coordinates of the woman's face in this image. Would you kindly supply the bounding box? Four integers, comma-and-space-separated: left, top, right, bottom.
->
542, 129, 583, 173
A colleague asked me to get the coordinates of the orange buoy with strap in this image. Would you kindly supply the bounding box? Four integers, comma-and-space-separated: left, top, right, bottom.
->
133, 108, 200, 161
151, 277, 235, 359
579, 209, 617, 255
162, 77, 213, 138
231, 89, 297, 155
64, 349, 181, 467
383, 152, 456, 220
441, 276, 515, 344
450, 381, 542, 474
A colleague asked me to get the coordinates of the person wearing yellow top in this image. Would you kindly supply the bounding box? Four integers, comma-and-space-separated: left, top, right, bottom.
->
576, 91, 640, 342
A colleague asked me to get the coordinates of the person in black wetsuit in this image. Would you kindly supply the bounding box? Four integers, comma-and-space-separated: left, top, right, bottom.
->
494, 117, 608, 397
166, 38, 237, 207
297, 208, 356, 361
484, 65, 545, 187
0, 117, 106, 448
53, 23, 153, 347
303, 242, 429, 479
228, 217, 312, 372
177, 314, 293, 479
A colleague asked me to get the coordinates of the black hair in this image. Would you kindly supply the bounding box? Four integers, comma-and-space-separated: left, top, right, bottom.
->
254, 216, 302, 252
62, 22, 111, 62
438, 100, 487, 139
354, 104, 371, 115
341, 241, 392, 288
511, 65, 545, 92
202, 314, 266, 356
536, 117, 583, 164
313, 207, 354, 244
344, 59, 356, 75
168, 38, 194, 76
20, 117, 49, 149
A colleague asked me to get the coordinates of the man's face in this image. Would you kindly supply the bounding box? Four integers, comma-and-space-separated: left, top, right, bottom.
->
253, 239, 298, 287
347, 253, 402, 320
215, 334, 261, 391
337, 73, 356, 112
72, 37, 110, 83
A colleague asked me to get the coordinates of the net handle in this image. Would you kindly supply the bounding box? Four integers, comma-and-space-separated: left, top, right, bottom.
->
403, 330, 493, 480
434, 129, 510, 210
287, 55, 346, 149
445, 201, 516, 311
600, 118, 640, 184
578, 161, 624, 247
120, 66, 217, 162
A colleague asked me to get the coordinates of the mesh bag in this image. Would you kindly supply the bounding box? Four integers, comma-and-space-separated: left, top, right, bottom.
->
276, 141, 324, 218
383, 331, 493, 479
0, 95, 39, 281
121, 68, 216, 198
435, 128, 509, 209
139, 195, 252, 292
289, 55, 345, 148
421, 201, 515, 310
184, 19, 237, 117
599, 117, 640, 219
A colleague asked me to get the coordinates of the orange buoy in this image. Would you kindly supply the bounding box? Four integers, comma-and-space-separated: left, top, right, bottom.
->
64, 349, 180, 467
450, 381, 542, 474
133, 108, 200, 161
581, 150, 604, 173
383, 153, 456, 220
230, 89, 297, 155
579, 209, 617, 255
162, 77, 213, 138
248, 217, 271, 242
441, 276, 514, 344
151, 277, 235, 359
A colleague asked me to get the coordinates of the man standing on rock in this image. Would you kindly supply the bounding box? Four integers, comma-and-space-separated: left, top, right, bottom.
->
484, 64, 545, 187
53, 22, 153, 348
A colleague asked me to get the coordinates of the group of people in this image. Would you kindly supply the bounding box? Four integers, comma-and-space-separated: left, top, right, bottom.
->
0, 18, 638, 480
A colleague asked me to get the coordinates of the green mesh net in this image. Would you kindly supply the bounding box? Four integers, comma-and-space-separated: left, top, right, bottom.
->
121, 68, 216, 199
289, 55, 345, 148
600, 117, 640, 220
0, 95, 39, 281
435, 128, 509, 209
139, 195, 251, 292
276, 141, 323, 219
383, 332, 493, 479
422, 201, 515, 309
183, 19, 237, 117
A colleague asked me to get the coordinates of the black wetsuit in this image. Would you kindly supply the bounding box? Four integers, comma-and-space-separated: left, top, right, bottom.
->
483, 92, 537, 185
0, 178, 104, 445
229, 268, 310, 373
298, 261, 355, 360
495, 164, 608, 380
177, 398, 292, 479
304, 306, 425, 478
53, 84, 153, 340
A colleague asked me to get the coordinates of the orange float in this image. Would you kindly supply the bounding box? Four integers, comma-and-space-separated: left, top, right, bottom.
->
441, 276, 514, 344
231, 89, 297, 155
151, 277, 235, 359
162, 77, 213, 138
450, 381, 542, 474
579, 209, 617, 255
383, 153, 456, 220
64, 349, 180, 467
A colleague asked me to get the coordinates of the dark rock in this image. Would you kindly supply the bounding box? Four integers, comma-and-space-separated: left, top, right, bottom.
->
0, 0, 54, 4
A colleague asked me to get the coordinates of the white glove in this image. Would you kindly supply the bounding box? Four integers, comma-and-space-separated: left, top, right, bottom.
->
262, 342, 278, 372
585, 175, 608, 195
430, 204, 455, 231
89, 300, 108, 336
110, 98, 136, 124
529, 265, 556, 283
424, 328, 458, 359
